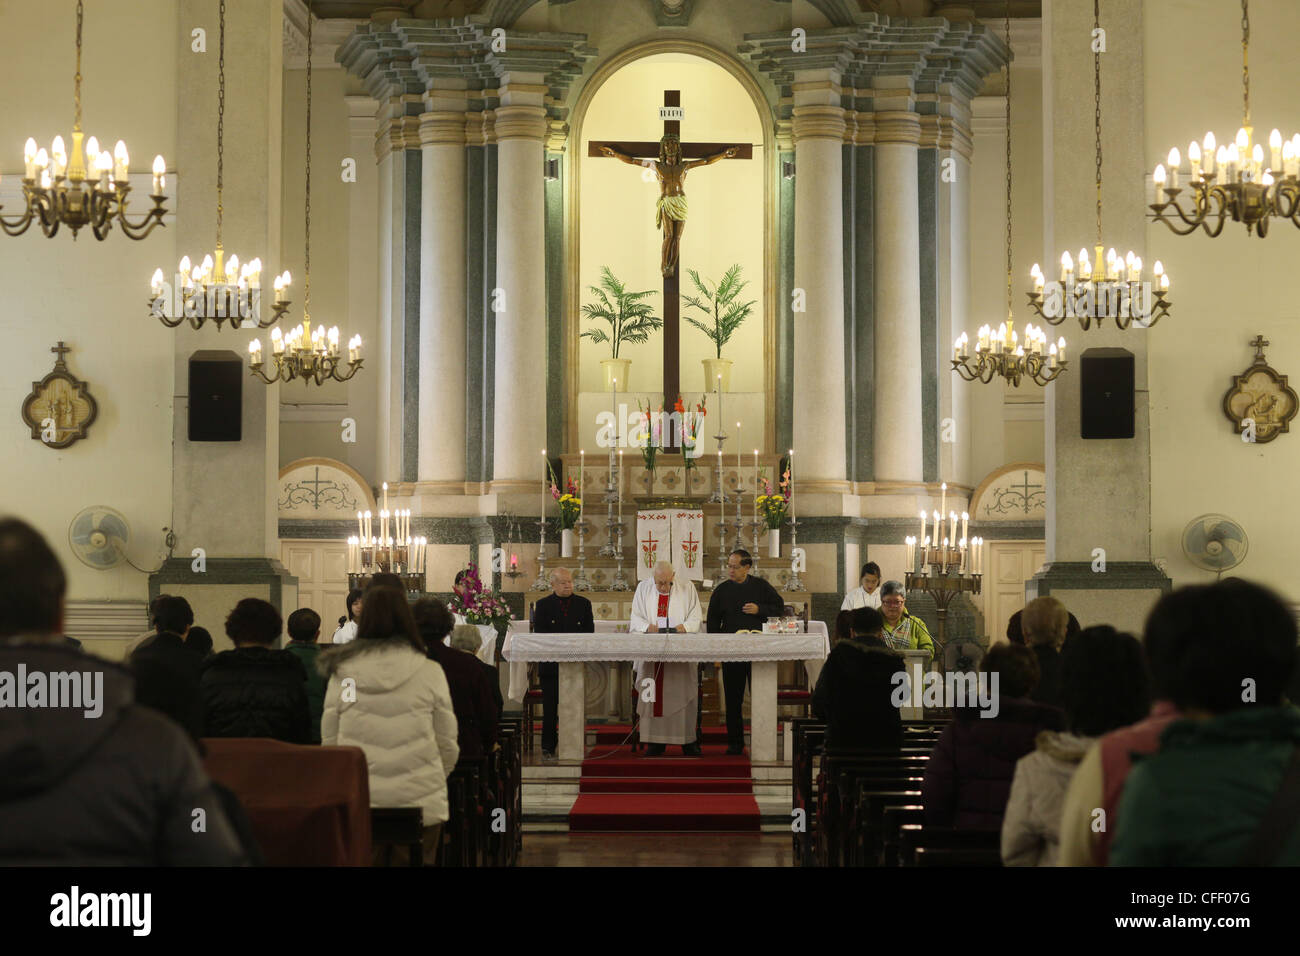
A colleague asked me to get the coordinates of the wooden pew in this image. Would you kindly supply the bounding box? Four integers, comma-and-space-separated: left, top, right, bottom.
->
790, 718, 825, 867
898, 825, 1002, 867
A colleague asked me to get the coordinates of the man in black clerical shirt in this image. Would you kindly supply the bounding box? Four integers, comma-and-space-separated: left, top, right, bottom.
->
530, 567, 594, 763
706, 549, 786, 755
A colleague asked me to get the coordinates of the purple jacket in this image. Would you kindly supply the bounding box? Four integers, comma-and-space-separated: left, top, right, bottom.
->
922, 697, 1065, 830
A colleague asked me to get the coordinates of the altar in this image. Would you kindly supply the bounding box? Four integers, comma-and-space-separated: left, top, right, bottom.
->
502, 620, 829, 762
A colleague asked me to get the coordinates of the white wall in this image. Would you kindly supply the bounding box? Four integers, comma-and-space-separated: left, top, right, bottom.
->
0, 0, 179, 602
1145, 0, 1300, 597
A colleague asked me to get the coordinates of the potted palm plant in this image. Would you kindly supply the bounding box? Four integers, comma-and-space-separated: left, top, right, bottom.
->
580, 266, 662, 392
682, 263, 757, 391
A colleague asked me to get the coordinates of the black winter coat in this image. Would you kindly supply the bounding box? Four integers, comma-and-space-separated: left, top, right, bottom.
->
200, 646, 311, 744
425, 639, 500, 761
811, 637, 904, 750
0, 642, 248, 865
921, 696, 1065, 830
129, 630, 205, 740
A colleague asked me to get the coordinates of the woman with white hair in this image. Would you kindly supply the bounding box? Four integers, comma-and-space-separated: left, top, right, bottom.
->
878, 580, 935, 659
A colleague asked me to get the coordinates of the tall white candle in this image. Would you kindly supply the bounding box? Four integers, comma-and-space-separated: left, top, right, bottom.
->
541, 449, 547, 534
920, 510, 927, 544
949, 511, 957, 547
961, 511, 969, 544
753, 449, 759, 521
357, 511, 364, 541
939, 482, 946, 525
617, 449, 623, 526
382, 481, 388, 514
579, 450, 584, 518
788, 449, 795, 520
736, 423, 742, 473
716, 374, 723, 434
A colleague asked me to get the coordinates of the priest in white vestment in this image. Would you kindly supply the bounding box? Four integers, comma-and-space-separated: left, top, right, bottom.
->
631, 561, 703, 756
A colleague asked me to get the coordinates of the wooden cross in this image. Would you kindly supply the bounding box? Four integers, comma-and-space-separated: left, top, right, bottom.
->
589, 90, 751, 445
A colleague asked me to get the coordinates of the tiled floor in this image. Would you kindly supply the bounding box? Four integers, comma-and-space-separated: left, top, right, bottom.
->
518, 832, 794, 867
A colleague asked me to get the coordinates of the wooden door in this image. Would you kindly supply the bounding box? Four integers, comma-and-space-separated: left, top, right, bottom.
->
982, 539, 1046, 644
280, 539, 351, 637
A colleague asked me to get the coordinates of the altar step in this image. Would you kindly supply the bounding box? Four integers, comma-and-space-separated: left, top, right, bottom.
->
568, 744, 761, 832
587, 723, 740, 746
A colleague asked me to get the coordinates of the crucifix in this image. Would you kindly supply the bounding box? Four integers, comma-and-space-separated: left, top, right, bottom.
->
589, 91, 751, 443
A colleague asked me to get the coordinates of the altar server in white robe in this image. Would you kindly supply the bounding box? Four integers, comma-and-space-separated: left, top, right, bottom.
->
841, 561, 883, 611
631, 561, 703, 756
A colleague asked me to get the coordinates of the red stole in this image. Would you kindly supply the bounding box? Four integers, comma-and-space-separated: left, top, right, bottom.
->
652, 592, 670, 717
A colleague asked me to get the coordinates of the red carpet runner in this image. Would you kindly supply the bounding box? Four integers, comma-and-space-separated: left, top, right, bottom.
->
568, 725, 760, 832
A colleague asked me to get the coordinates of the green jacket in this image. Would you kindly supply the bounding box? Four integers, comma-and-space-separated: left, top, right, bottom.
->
285, 642, 325, 745
881, 613, 935, 659
1111, 706, 1300, 866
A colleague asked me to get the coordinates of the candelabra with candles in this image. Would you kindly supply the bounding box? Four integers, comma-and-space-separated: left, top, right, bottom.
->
1, 2, 168, 241
902, 506, 984, 664
249, 319, 363, 385
346, 510, 426, 593
1027, 251, 1170, 331
531, 512, 550, 591
599, 448, 619, 558
609, 449, 630, 590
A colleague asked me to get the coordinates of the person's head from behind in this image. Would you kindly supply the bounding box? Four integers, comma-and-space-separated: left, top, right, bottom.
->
850, 607, 885, 641
1144, 578, 1297, 714
727, 550, 752, 584
879, 581, 907, 625
982, 642, 1039, 699
550, 567, 574, 598
356, 585, 424, 652
449, 624, 482, 655
287, 608, 321, 644
185, 625, 214, 658
834, 609, 854, 643
225, 598, 282, 648
368, 573, 404, 593
1021, 596, 1069, 649
1006, 609, 1025, 645
859, 561, 882, 594
1060, 625, 1150, 735
412, 597, 455, 649
153, 595, 194, 637
345, 588, 364, 624
0, 518, 65, 639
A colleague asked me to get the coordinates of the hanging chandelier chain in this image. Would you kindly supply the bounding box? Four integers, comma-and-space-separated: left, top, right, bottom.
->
1004, 1, 1013, 321
1094, 0, 1103, 244
216, 0, 226, 250
1241, 0, 1250, 126
74, 0, 83, 131
305, 1, 313, 315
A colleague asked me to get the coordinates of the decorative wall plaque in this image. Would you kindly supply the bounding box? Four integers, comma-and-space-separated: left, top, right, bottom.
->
21, 342, 98, 449
1222, 335, 1298, 444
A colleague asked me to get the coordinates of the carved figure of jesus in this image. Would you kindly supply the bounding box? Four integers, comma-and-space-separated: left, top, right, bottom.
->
600, 133, 738, 276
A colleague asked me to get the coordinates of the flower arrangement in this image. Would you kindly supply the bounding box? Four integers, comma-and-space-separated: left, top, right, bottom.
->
755, 466, 792, 529
635, 398, 663, 474
547, 460, 581, 530
449, 563, 514, 632
678, 393, 707, 474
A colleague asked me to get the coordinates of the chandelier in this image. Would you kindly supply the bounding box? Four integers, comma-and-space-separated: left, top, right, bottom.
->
151, 0, 290, 330
953, 5, 1065, 388
1, 1, 167, 241
1150, 0, 1300, 237
248, 3, 361, 385
1028, 0, 1170, 331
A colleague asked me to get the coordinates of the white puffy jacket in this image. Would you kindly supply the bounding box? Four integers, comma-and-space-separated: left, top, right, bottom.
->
320, 635, 459, 825
1001, 730, 1095, 866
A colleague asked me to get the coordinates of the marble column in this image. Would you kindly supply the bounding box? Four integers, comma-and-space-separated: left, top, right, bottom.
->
1030, 0, 1169, 632
492, 74, 548, 486
872, 107, 924, 484
345, 95, 380, 484
419, 103, 468, 485
791, 79, 847, 485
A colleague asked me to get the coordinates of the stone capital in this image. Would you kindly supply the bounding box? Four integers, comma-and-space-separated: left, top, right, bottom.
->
420, 111, 468, 147
792, 105, 846, 144
873, 110, 922, 147
494, 103, 548, 142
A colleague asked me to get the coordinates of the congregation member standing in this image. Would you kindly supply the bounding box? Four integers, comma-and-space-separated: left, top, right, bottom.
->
413, 598, 500, 761
531, 568, 594, 763
129, 594, 205, 741
812, 607, 903, 751
630, 560, 703, 756
706, 549, 786, 756
331, 589, 364, 644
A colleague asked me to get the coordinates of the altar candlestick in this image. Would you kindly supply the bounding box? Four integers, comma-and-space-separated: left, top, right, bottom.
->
753, 449, 759, 520
736, 423, 742, 473
617, 449, 624, 526
961, 511, 969, 545
579, 450, 584, 518
788, 449, 795, 520
541, 449, 547, 526
716, 374, 723, 434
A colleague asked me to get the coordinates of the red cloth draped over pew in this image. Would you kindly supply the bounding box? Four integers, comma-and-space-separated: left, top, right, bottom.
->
203, 738, 372, 866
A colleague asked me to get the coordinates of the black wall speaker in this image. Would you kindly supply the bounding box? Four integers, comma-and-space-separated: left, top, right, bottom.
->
1080, 347, 1135, 439
188, 350, 243, 442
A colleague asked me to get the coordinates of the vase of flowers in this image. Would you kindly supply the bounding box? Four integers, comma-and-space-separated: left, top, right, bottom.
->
677, 393, 707, 481
549, 462, 581, 557
756, 468, 791, 558
635, 398, 662, 488
448, 563, 514, 635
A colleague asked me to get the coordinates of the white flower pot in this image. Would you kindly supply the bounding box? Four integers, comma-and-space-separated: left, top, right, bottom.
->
561, 528, 576, 558
703, 357, 733, 393
601, 358, 631, 392
766, 527, 781, 558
